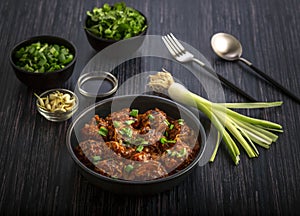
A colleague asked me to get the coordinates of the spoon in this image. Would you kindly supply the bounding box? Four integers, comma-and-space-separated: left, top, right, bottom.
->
211, 32, 300, 104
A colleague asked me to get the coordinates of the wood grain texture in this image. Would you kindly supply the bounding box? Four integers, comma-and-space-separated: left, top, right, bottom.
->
0, 0, 299, 215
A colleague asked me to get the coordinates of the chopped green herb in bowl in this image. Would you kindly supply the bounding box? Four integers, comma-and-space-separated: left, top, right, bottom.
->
84, 2, 148, 51
14, 42, 74, 73
10, 35, 77, 89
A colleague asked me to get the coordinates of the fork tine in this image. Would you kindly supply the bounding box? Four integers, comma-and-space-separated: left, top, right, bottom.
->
169, 33, 186, 52
162, 36, 176, 56
165, 34, 183, 55
163, 34, 183, 56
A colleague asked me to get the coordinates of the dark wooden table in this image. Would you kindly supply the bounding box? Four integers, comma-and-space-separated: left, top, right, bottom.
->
1, 0, 299, 215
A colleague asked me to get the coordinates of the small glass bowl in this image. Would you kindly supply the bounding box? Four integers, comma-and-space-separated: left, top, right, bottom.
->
77, 71, 118, 98
36, 88, 79, 122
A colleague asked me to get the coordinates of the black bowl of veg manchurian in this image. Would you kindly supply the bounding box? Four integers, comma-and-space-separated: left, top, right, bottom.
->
66, 95, 207, 195
10, 35, 77, 89
84, 2, 148, 51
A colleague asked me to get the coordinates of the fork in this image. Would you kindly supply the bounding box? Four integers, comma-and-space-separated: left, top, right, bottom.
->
162, 33, 257, 102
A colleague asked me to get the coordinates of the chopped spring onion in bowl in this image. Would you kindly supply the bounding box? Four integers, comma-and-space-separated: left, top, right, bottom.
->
148, 70, 283, 165
14, 42, 74, 73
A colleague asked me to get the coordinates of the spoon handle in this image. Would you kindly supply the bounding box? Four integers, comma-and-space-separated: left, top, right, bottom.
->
202, 65, 257, 102
248, 63, 300, 104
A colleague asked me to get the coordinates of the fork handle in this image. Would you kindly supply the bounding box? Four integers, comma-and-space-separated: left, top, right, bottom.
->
200, 63, 257, 102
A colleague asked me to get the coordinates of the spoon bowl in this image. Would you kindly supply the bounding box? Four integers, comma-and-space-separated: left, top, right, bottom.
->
211, 33, 243, 61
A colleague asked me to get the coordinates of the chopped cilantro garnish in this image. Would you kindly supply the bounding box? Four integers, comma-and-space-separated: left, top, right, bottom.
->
86, 2, 147, 40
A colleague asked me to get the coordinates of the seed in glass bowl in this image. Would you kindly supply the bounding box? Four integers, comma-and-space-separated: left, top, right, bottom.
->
35, 90, 76, 112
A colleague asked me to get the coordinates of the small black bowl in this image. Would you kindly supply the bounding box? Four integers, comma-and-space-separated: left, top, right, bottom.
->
84, 9, 148, 52
66, 95, 208, 195
9, 35, 77, 90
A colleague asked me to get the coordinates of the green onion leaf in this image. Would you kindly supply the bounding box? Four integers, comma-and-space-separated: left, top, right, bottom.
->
113, 121, 121, 128
14, 42, 73, 73
160, 137, 167, 144
148, 70, 283, 165
160, 137, 176, 144
121, 127, 133, 137
168, 140, 176, 144
124, 164, 134, 173
179, 148, 187, 157
178, 119, 184, 125
166, 149, 172, 155
148, 114, 155, 120
125, 120, 135, 125
99, 126, 108, 136
130, 109, 139, 117
92, 155, 101, 162
136, 145, 144, 152
164, 119, 170, 126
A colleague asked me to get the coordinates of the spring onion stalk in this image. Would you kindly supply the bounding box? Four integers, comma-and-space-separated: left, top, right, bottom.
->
148, 70, 283, 165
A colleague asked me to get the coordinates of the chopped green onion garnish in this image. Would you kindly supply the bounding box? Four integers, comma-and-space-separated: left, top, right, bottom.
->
166, 149, 172, 155
164, 119, 170, 126
177, 148, 187, 157
160, 137, 167, 144
113, 121, 121, 128
136, 145, 144, 152
92, 155, 101, 162
14, 42, 74, 73
139, 139, 149, 145
178, 119, 184, 125
130, 109, 139, 117
125, 120, 135, 125
148, 114, 155, 120
124, 164, 134, 173
98, 126, 108, 136
160, 137, 176, 144
169, 124, 174, 130
130, 137, 148, 145
121, 127, 133, 137
171, 151, 177, 157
